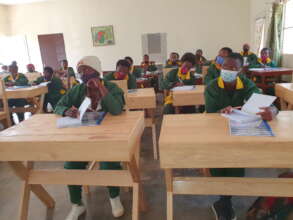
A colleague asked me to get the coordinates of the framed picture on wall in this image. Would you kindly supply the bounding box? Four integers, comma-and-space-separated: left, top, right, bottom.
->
91, 25, 115, 47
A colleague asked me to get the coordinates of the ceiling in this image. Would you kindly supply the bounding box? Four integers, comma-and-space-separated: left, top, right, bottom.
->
0, 0, 47, 5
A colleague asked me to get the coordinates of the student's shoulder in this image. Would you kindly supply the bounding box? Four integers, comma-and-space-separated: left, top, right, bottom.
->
167, 68, 179, 75
205, 77, 221, 92
239, 74, 257, 88
67, 83, 86, 94
19, 73, 27, 77
103, 72, 115, 80
104, 80, 123, 94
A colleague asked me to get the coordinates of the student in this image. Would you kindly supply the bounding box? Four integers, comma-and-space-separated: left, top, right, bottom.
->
204, 47, 233, 85
125, 56, 143, 79
165, 52, 181, 68
141, 54, 158, 72
0, 65, 9, 74
26, 64, 42, 83
240, 43, 258, 67
205, 53, 277, 220
252, 48, 277, 68
104, 59, 137, 89
54, 56, 125, 220
57, 59, 79, 89
4, 64, 29, 123
33, 66, 66, 111
195, 49, 208, 73
162, 52, 196, 114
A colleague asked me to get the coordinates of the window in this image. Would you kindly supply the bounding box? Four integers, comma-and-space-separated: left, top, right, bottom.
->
283, 0, 293, 54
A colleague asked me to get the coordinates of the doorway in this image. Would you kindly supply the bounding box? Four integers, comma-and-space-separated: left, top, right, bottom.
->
38, 33, 67, 70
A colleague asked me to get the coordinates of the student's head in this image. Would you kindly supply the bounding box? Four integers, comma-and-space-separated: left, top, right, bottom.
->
116, 59, 131, 75
196, 49, 203, 57
27, 64, 35, 73
9, 64, 18, 74
11, 61, 17, 66
77, 56, 102, 83
125, 56, 133, 66
143, 54, 149, 62
243, 43, 250, 52
216, 47, 233, 65
1, 65, 8, 71
220, 53, 243, 84
170, 52, 179, 62
180, 53, 196, 73
261, 48, 271, 60
43, 66, 54, 81
61, 59, 68, 69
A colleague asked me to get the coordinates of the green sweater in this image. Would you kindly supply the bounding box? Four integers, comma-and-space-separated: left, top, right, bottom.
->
204, 63, 221, 85
54, 81, 124, 116
250, 59, 277, 68
240, 52, 258, 67
162, 68, 195, 90
104, 72, 137, 89
131, 67, 143, 79
4, 73, 29, 86
205, 75, 261, 113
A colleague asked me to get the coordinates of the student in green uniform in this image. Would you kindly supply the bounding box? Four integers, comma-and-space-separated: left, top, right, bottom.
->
125, 56, 142, 79
162, 52, 196, 114
252, 48, 277, 68
54, 56, 125, 220
240, 43, 258, 67
165, 52, 181, 68
4, 64, 29, 123
33, 66, 66, 111
104, 59, 137, 89
204, 47, 233, 85
141, 54, 158, 72
194, 49, 208, 73
205, 53, 277, 220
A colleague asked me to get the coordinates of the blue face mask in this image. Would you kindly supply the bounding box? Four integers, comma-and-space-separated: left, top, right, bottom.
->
215, 56, 225, 65
220, 69, 238, 83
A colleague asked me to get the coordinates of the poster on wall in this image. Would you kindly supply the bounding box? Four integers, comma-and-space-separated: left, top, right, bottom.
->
91, 25, 115, 47
254, 17, 266, 56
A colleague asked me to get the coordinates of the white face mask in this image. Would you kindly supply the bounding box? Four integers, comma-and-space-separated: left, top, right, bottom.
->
220, 69, 238, 82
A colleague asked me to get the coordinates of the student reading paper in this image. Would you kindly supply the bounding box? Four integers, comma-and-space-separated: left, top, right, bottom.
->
54, 56, 125, 220
204, 53, 278, 220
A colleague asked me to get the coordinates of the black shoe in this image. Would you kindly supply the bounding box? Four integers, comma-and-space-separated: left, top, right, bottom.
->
211, 199, 237, 220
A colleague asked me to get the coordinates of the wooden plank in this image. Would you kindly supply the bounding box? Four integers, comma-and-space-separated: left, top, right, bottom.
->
28, 170, 133, 187
159, 112, 293, 168
172, 85, 205, 106
173, 177, 293, 197
128, 88, 156, 109
6, 86, 48, 99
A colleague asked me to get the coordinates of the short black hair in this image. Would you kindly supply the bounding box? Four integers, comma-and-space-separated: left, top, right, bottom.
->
61, 59, 68, 63
172, 52, 180, 59
124, 56, 133, 64
181, 52, 196, 66
44, 66, 54, 74
261, 47, 271, 54
196, 49, 203, 53
221, 47, 233, 55
144, 54, 149, 58
226, 53, 244, 66
116, 59, 131, 68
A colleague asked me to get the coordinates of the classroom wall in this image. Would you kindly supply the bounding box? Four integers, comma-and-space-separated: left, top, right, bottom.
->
7, 0, 251, 71
0, 5, 9, 36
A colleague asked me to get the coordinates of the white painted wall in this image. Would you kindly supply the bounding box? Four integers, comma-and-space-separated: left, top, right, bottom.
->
8, 0, 251, 71
0, 5, 9, 35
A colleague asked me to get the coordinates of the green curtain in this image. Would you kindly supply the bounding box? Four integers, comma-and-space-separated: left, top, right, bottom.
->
266, 2, 285, 66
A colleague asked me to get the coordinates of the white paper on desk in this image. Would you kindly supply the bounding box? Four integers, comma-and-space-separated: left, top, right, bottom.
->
242, 93, 276, 114
39, 81, 50, 86
222, 109, 261, 123
57, 117, 82, 128
171, 85, 195, 91
78, 97, 91, 121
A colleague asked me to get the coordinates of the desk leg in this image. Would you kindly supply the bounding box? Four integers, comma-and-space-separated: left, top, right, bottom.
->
165, 169, 173, 220
8, 162, 55, 212
288, 103, 293, 110
148, 109, 158, 160
280, 98, 288, 110
36, 94, 45, 114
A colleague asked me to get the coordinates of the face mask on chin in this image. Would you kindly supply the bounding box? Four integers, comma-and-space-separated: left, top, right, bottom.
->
261, 56, 268, 63
116, 72, 126, 80
220, 69, 238, 83
181, 66, 189, 74
243, 48, 249, 53
82, 73, 98, 83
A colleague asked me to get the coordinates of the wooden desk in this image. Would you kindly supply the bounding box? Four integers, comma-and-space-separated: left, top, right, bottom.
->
172, 85, 205, 114
5, 85, 48, 114
275, 83, 293, 110
128, 88, 158, 159
249, 68, 293, 93
0, 112, 146, 220
159, 112, 293, 220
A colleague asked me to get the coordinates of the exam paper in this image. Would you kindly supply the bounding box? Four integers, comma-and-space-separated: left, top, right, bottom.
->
171, 85, 195, 91
242, 93, 276, 115
222, 109, 261, 123
78, 97, 91, 121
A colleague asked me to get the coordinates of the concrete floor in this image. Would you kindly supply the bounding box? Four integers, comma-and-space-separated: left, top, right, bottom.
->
0, 95, 288, 220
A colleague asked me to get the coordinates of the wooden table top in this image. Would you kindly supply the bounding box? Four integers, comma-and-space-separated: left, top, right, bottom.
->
127, 88, 156, 109
6, 85, 48, 99
159, 112, 293, 169
275, 83, 293, 97
0, 111, 145, 162
172, 85, 205, 106
249, 68, 293, 76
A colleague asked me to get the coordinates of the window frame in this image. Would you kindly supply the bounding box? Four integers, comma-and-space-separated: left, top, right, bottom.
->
282, 0, 293, 54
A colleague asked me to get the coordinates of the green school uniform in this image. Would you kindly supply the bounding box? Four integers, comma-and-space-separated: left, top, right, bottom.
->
54, 80, 124, 205
240, 51, 258, 67
4, 73, 29, 122
204, 62, 221, 85
103, 72, 137, 89
141, 62, 158, 72
131, 66, 143, 79
205, 75, 261, 177
250, 58, 277, 68
165, 60, 182, 68
34, 76, 66, 110
162, 68, 196, 114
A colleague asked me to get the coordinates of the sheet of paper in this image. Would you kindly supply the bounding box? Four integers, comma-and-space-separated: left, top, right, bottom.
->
57, 117, 82, 128
171, 85, 195, 91
242, 93, 276, 114
78, 97, 91, 121
39, 81, 50, 86
222, 109, 261, 123
229, 120, 274, 137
